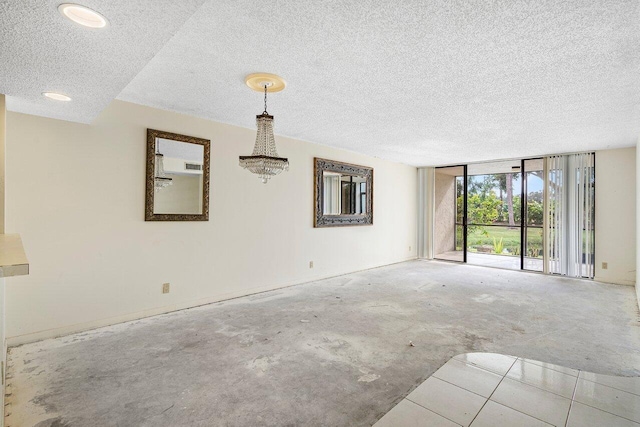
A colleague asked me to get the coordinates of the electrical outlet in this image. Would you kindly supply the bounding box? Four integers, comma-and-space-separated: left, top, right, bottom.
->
162, 283, 170, 294
309, 261, 314, 268
601, 262, 608, 270
409, 246, 412, 252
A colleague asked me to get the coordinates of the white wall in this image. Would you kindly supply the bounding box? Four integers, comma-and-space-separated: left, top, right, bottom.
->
5, 100, 417, 344
0, 93, 6, 427
0, 94, 7, 427
0, 94, 5, 234
595, 147, 636, 286
637, 140, 640, 309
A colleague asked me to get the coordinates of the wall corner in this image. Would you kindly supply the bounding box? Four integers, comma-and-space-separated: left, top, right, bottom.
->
636, 139, 640, 311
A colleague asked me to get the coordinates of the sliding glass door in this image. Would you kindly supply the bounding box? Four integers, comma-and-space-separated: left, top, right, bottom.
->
523, 159, 544, 272
432, 155, 594, 278
465, 160, 522, 270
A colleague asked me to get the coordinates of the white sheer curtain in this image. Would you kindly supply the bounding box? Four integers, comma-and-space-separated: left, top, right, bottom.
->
323, 175, 341, 215
547, 153, 595, 278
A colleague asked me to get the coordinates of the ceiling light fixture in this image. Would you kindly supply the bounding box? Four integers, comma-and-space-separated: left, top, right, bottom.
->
58, 3, 108, 28
43, 92, 72, 101
239, 73, 289, 184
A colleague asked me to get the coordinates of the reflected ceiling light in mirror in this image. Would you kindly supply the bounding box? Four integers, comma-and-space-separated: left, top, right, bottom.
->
239, 73, 289, 184
43, 92, 72, 101
154, 139, 173, 192
58, 4, 108, 28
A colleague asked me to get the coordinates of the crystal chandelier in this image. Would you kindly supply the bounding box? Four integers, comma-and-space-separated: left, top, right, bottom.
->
239, 77, 289, 184
154, 139, 172, 192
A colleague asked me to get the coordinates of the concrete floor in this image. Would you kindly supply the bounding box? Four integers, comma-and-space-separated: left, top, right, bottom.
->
5, 260, 640, 427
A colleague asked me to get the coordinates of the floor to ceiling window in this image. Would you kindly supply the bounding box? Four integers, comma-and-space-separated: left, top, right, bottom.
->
432, 154, 595, 278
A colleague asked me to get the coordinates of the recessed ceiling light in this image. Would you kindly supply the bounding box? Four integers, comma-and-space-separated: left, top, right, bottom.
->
58, 3, 108, 28
43, 92, 72, 102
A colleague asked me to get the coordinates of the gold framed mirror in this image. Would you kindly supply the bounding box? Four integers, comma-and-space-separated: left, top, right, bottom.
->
314, 158, 373, 227
145, 129, 210, 221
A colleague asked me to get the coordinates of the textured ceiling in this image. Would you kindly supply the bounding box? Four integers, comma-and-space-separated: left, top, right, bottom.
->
0, 0, 204, 123
3, 1, 639, 166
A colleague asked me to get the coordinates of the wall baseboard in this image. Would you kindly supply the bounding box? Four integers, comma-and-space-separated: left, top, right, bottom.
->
7, 257, 417, 347
594, 276, 636, 287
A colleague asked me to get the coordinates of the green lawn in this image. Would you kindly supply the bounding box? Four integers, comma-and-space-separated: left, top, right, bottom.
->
456, 225, 543, 257
456, 226, 594, 258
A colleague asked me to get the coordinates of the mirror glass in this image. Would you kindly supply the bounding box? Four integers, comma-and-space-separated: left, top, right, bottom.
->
146, 129, 210, 221
322, 172, 367, 215
153, 138, 204, 215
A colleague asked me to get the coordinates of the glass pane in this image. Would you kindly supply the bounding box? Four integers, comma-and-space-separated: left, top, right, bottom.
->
323, 172, 367, 215
525, 227, 543, 271
466, 162, 522, 227
456, 176, 464, 224
524, 159, 544, 227
456, 225, 464, 251
466, 160, 522, 270
153, 138, 205, 215
434, 166, 464, 262
523, 158, 544, 272
467, 225, 521, 270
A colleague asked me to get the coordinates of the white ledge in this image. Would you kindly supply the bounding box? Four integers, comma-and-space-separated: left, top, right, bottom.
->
0, 234, 29, 278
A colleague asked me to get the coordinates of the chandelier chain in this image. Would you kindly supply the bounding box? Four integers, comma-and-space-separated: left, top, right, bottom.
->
263, 84, 268, 114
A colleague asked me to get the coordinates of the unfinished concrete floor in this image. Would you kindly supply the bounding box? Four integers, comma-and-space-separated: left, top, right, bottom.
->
6, 260, 640, 426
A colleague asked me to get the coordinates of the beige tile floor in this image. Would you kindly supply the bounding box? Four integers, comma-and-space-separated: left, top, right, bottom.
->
374, 353, 640, 427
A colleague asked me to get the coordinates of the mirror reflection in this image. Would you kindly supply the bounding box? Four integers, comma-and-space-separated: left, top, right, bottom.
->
322, 172, 367, 215
314, 157, 373, 227
153, 137, 204, 215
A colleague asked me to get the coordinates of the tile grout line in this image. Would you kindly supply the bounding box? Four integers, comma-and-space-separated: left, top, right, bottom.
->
450, 356, 512, 376
505, 372, 576, 399
579, 376, 640, 398
484, 399, 555, 426
401, 398, 464, 427
474, 358, 561, 426
404, 396, 464, 426
507, 360, 640, 425
570, 397, 640, 424
572, 372, 640, 424
522, 360, 579, 377
429, 376, 494, 399
514, 364, 640, 425
406, 355, 640, 427
467, 357, 518, 426
431, 373, 578, 423
563, 369, 580, 427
